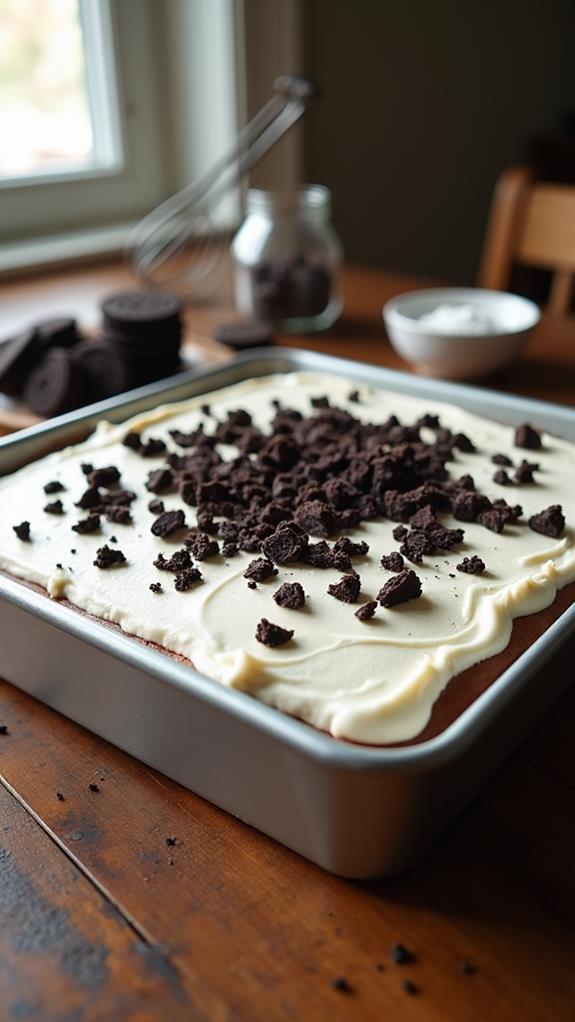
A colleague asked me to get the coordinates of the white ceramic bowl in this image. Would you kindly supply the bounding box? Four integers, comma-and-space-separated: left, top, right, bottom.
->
383, 287, 540, 380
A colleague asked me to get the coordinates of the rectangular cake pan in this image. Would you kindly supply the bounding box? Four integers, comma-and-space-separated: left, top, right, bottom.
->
1, 349, 574, 879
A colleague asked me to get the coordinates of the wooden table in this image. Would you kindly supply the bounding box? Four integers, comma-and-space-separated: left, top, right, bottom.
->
1, 262, 575, 1021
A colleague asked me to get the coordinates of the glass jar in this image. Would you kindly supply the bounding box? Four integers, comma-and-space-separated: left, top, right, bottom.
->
231, 185, 343, 333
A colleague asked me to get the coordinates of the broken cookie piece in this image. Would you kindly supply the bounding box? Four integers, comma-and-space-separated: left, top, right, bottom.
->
93, 545, 126, 568
327, 572, 361, 603
255, 618, 294, 647
528, 504, 565, 539
273, 581, 306, 609
377, 569, 422, 608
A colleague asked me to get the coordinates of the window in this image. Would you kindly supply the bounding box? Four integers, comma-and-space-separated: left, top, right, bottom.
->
0, 0, 121, 182
0, 0, 292, 272
1, 0, 245, 267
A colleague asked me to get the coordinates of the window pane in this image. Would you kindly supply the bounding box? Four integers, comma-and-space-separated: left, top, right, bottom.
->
0, 0, 93, 178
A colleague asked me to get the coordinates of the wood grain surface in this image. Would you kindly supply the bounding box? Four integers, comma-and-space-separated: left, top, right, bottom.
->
1, 260, 575, 1020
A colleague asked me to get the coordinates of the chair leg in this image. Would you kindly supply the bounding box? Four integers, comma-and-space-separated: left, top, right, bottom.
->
548, 270, 573, 316
478, 166, 532, 291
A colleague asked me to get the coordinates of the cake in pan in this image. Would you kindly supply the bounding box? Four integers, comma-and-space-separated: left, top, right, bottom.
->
0, 371, 573, 745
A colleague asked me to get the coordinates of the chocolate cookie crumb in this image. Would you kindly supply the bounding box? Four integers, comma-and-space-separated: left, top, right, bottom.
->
146, 468, 174, 494
75, 485, 102, 510
201, 403, 211, 416
123, 431, 142, 451
416, 413, 440, 429
104, 505, 133, 525
151, 510, 186, 537
185, 532, 220, 561
148, 498, 165, 514
273, 581, 306, 609
165, 836, 177, 847
528, 504, 565, 538
72, 513, 101, 534
295, 499, 339, 537
401, 979, 419, 995
262, 522, 308, 564
452, 431, 475, 452
154, 549, 192, 572
56, 791, 65, 801
44, 480, 65, 494
493, 469, 510, 485
328, 572, 361, 603
380, 552, 405, 572
244, 558, 278, 582
451, 491, 490, 522
457, 555, 485, 575
348, 389, 360, 403
44, 499, 65, 514
87, 465, 121, 488
378, 570, 422, 608
393, 525, 408, 541
477, 507, 506, 533
334, 536, 369, 557
222, 541, 239, 557
89, 782, 100, 793
13, 521, 31, 541
311, 395, 330, 409
355, 600, 377, 621
93, 545, 126, 568
515, 423, 542, 450
247, 580, 257, 590
390, 943, 415, 965
514, 459, 539, 484
80, 463, 94, 476
492, 453, 513, 466
0, 725, 9, 736
142, 437, 168, 457
399, 530, 431, 564
149, 582, 163, 594
331, 977, 354, 994
174, 567, 202, 591
255, 618, 294, 647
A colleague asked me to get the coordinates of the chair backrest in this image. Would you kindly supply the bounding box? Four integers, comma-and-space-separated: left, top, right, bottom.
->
479, 166, 575, 315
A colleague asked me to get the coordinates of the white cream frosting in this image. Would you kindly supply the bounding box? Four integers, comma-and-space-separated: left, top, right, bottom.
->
0, 372, 574, 745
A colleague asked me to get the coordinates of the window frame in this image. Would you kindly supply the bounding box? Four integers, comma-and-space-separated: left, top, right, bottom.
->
0, 0, 302, 274
0, 0, 168, 245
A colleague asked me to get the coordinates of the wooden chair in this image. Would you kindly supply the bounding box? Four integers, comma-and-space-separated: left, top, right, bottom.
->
479, 166, 575, 315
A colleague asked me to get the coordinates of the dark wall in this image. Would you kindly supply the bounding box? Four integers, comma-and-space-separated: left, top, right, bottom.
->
303, 0, 575, 283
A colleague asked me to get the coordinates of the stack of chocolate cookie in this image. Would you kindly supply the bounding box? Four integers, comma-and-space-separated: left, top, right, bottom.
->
99, 290, 183, 386
0, 290, 184, 419
74, 290, 183, 400
0, 317, 87, 417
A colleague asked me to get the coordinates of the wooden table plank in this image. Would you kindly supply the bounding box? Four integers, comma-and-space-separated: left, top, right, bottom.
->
0, 779, 230, 1021
1, 259, 575, 1018
2, 261, 575, 409
1, 680, 575, 1021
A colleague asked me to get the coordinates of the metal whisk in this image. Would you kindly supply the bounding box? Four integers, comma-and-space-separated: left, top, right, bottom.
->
129, 75, 319, 300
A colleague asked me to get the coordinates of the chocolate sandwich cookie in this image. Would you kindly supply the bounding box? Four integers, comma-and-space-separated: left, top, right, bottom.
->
214, 321, 274, 350
121, 354, 183, 387
0, 327, 42, 397
37, 317, 81, 350
73, 340, 130, 399
23, 347, 87, 416
101, 290, 181, 334
102, 325, 182, 354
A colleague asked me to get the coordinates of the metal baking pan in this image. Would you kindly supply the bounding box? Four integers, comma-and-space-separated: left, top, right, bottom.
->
1, 349, 574, 878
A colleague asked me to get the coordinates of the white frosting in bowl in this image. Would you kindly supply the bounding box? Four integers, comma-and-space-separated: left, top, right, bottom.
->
0, 371, 573, 745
